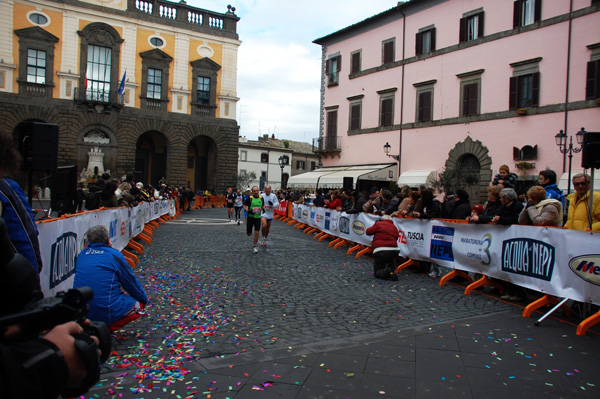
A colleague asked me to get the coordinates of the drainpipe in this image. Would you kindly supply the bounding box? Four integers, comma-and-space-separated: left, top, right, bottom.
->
398, 7, 406, 181
562, 0, 574, 173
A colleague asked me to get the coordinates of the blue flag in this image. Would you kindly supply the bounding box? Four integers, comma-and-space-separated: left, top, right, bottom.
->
118, 70, 126, 95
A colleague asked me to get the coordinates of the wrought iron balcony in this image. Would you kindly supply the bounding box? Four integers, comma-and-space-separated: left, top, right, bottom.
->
313, 136, 342, 154
73, 87, 124, 113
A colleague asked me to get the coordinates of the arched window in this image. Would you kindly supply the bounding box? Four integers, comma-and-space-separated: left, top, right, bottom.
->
77, 23, 123, 104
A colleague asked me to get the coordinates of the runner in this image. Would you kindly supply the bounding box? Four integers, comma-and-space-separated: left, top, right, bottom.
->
243, 186, 264, 253
234, 188, 243, 225
242, 188, 251, 220
225, 187, 237, 221
260, 185, 279, 247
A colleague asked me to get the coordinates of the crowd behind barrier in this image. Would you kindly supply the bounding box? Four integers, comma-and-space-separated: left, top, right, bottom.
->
291, 204, 600, 306
37, 199, 176, 297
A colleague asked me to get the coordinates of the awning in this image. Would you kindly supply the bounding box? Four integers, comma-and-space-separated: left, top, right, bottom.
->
558, 173, 600, 192
397, 170, 437, 188
287, 164, 396, 189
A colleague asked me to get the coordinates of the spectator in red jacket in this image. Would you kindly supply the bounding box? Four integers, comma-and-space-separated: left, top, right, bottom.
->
324, 190, 343, 210
365, 215, 399, 281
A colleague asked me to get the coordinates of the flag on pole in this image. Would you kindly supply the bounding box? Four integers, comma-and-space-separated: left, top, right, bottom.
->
118, 70, 126, 95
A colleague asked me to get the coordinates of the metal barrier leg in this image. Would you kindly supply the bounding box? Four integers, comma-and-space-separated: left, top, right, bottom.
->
576, 309, 600, 336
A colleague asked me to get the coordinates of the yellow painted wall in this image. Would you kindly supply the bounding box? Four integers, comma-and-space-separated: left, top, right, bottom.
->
13, 3, 64, 96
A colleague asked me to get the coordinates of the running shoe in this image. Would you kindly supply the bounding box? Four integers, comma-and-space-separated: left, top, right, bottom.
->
252, 246, 258, 254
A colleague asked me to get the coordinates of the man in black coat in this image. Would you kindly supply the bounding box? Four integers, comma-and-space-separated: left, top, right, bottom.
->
451, 189, 471, 220
492, 188, 524, 225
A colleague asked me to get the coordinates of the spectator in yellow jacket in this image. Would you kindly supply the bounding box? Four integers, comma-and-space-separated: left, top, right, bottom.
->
564, 173, 600, 231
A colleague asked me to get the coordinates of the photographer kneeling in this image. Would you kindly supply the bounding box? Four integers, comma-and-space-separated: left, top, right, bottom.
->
365, 215, 400, 281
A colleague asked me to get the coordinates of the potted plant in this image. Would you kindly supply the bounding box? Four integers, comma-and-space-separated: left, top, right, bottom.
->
515, 161, 535, 178
517, 108, 528, 115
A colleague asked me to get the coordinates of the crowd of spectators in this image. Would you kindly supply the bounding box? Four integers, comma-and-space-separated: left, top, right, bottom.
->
290, 164, 599, 297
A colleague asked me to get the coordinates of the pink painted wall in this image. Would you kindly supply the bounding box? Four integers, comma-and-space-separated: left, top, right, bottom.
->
318, 0, 600, 181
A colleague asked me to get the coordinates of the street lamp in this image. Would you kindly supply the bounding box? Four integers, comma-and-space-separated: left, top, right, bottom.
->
555, 127, 586, 195
278, 155, 288, 189
383, 142, 400, 161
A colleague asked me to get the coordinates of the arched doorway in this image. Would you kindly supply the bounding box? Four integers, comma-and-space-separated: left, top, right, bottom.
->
458, 153, 482, 203
445, 136, 493, 204
187, 136, 217, 192
135, 131, 168, 187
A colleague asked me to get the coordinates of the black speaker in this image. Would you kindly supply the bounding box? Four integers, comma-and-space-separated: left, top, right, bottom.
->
343, 176, 354, 191
48, 165, 77, 216
581, 132, 600, 169
19, 122, 59, 173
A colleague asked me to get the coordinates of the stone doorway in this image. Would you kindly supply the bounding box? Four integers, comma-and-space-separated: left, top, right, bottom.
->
187, 136, 217, 192
135, 131, 168, 187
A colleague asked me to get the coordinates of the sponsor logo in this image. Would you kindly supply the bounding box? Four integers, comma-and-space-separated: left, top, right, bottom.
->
399, 229, 424, 247
109, 219, 118, 240
501, 238, 555, 281
398, 230, 407, 244
316, 214, 321, 223
120, 221, 127, 236
310, 210, 316, 220
325, 211, 331, 230
352, 220, 366, 235
49, 232, 78, 289
154, 202, 159, 214
461, 233, 492, 266
569, 255, 600, 286
430, 225, 454, 261
339, 217, 350, 234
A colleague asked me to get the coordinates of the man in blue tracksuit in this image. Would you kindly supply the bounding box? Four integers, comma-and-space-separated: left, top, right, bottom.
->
74, 225, 148, 331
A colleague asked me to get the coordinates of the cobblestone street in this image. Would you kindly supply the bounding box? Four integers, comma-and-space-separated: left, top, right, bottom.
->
87, 208, 599, 398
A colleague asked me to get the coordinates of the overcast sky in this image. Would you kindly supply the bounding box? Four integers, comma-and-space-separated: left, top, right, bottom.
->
186, 0, 401, 144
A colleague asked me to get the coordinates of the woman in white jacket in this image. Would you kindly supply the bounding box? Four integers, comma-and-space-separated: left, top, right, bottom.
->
518, 186, 563, 227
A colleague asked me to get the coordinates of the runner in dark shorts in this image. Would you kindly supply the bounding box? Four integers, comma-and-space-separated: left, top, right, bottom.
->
225, 187, 237, 221
243, 186, 264, 253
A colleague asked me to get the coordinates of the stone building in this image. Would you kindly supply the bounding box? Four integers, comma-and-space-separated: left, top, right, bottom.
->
0, 0, 241, 192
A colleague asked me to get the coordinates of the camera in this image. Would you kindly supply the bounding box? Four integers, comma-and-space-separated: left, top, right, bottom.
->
0, 217, 111, 396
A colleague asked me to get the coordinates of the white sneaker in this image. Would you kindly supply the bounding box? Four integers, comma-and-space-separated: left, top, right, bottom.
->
252, 247, 258, 254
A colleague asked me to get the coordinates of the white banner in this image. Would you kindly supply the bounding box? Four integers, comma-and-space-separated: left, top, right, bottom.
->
37, 200, 175, 297
293, 204, 600, 305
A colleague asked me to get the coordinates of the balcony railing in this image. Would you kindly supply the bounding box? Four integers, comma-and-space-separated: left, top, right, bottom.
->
193, 103, 217, 117
141, 97, 168, 111
73, 87, 124, 112
17, 81, 53, 98
129, 0, 239, 37
313, 136, 342, 153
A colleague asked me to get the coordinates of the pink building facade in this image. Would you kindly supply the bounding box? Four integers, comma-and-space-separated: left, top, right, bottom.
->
313, 0, 600, 202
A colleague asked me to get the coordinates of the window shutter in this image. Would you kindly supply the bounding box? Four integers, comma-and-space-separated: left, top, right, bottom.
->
415, 32, 423, 55
336, 56, 341, 72
513, 147, 520, 160
383, 41, 394, 64
463, 83, 477, 116
430, 28, 436, 51
351, 52, 360, 74
509, 76, 518, 110
534, 0, 542, 22
586, 60, 598, 100
532, 145, 538, 159
478, 12, 485, 37
459, 17, 467, 42
419, 91, 431, 122
513, 0, 521, 28
325, 59, 330, 75
531, 72, 540, 107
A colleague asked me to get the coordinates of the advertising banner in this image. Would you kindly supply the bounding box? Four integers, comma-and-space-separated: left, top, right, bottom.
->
292, 204, 600, 305
37, 200, 174, 297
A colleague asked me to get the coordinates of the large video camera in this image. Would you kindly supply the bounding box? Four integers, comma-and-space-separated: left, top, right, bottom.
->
0, 217, 111, 397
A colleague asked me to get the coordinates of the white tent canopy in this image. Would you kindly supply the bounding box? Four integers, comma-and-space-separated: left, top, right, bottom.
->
287, 164, 395, 189
397, 170, 437, 188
